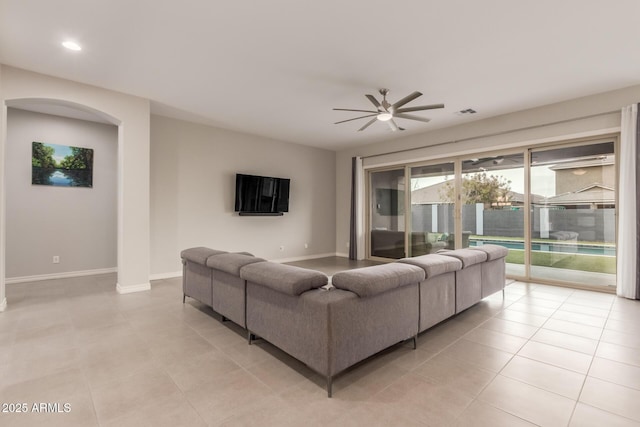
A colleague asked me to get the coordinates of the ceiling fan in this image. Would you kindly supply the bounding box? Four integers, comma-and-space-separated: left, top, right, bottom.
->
333, 88, 444, 132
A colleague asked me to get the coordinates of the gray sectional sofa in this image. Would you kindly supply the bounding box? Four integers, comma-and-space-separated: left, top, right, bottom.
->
180, 244, 508, 397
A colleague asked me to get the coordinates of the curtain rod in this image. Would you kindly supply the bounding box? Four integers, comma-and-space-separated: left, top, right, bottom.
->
361, 110, 620, 160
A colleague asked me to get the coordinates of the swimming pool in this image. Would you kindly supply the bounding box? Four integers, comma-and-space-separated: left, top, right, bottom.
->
469, 239, 616, 256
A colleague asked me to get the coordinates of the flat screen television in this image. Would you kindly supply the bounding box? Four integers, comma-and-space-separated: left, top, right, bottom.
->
234, 173, 290, 215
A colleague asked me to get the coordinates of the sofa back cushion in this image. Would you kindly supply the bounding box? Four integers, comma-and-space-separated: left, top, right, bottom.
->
181, 247, 227, 265
332, 263, 425, 298
398, 254, 462, 278
240, 262, 328, 295
470, 244, 508, 261
206, 253, 265, 276
440, 248, 487, 268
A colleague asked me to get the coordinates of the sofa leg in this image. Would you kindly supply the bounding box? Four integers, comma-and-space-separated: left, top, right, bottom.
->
222, 316, 229, 322
413, 334, 418, 350
502, 288, 505, 299
327, 376, 332, 398
182, 294, 185, 304
247, 331, 253, 345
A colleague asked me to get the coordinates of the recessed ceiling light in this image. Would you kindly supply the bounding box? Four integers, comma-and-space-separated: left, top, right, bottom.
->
62, 41, 82, 51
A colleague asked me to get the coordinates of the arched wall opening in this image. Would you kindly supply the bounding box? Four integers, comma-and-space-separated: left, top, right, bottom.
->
0, 66, 152, 312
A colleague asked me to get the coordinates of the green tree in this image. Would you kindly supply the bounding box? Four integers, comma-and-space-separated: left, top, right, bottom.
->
440, 172, 512, 208
32, 142, 56, 168
59, 147, 92, 170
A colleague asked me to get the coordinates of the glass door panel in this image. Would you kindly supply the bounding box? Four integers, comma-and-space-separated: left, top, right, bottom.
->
409, 162, 455, 256
369, 168, 406, 259
462, 153, 526, 277
529, 142, 616, 288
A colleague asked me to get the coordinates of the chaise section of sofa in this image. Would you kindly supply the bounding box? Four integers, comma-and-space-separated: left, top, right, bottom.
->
206, 252, 265, 327
398, 254, 462, 332
181, 247, 227, 305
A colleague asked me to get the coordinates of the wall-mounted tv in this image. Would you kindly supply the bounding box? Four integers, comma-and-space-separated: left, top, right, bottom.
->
234, 173, 290, 216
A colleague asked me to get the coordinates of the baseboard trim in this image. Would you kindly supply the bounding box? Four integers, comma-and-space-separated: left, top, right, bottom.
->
335, 252, 349, 258
270, 252, 339, 264
0, 298, 6, 312
5, 267, 118, 285
150, 271, 182, 281
116, 282, 151, 294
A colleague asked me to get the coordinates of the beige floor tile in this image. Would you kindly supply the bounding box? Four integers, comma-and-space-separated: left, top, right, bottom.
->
437, 338, 514, 372
0, 367, 90, 404
163, 349, 243, 392
518, 340, 593, 373
218, 339, 280, 369
506, 302, 557, 317
91, 366, 183, 424
570, 402, 640, 427
566, 295, 614, 310
480, 318, 539, 339
589, 357, 640, 390
601, 329, 640, 350
185, 369, 274, 425
462, 327, 528, 353
101, 394, 207, 427
327, 401, 427, 427
597, 341, 640, 367
501, 355, 586, 399
560, 302, 611, 318
542, 318, 603, 340
246, 356, 314, 394
372, 375, 474, 426
478, 375, 576, 427
217, 395, 314, 427
531, 328, 599, 355
516, 296, 563, 309
413, 352, 497, 397
551, 310, 608, 328
496, 309, 549, 327
455, 400, 537, 427
580, 376, 640, 422
606, 318, 640, 335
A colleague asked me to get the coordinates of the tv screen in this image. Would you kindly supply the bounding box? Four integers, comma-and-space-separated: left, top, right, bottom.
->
234, 174, 290, 215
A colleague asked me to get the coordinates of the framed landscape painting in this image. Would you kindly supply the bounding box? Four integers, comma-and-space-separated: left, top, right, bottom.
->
32, 142, 93, 187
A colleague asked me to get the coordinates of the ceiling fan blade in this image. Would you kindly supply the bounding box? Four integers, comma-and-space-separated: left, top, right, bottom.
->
388, 119, 405, 132
333, 108, 378, 114
391, 91, 422, 110
334, 114, 377, 125
365, 94, 381, 110
394, 113, 431, 123
358, 117, 378, 131
395, 103, 445, 113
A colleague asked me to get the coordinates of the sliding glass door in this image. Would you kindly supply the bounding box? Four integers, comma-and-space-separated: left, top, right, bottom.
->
529, 142, 616, 288
462, 153, 526, 277
409, 162, 455, 256
366, 137, 617, 291
369, 168, 406, 259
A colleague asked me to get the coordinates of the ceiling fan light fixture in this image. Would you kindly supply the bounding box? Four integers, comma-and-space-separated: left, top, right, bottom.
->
377, 112, 393, 121
62, 40, 82, 51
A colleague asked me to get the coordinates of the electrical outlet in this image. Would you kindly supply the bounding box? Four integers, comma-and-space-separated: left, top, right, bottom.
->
279, 246, 284, 251
53, 256, 60, 264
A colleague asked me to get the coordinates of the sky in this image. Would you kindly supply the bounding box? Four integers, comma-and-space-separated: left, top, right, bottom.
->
45, 143, 73, 164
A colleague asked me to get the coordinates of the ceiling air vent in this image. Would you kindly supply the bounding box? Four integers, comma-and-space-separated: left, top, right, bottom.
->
457, 108, 477, 115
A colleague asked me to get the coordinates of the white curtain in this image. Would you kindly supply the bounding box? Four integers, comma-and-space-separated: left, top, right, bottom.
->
616, 104, 639, 299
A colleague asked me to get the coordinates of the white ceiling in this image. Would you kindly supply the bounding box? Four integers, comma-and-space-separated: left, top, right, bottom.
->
1, 0, 640, 151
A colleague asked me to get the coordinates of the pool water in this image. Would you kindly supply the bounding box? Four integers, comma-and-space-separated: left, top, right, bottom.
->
470, 239, 616, 256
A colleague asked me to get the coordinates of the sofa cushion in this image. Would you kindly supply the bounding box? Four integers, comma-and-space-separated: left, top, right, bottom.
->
181, 247, 227, 265
206, 253, 265, 276
440, 248, 487, 268
240, 262, 328, 296
332, 263, 425, 298
470, 244, 508, 261
398, 254, 462, 278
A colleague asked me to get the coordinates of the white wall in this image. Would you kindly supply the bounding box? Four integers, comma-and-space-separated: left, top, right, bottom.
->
150, 115, 336, 276
336, 84, 640, 255
5, 108, 117, 279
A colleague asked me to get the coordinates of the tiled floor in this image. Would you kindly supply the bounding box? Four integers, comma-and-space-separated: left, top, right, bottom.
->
1, 263, 640, 426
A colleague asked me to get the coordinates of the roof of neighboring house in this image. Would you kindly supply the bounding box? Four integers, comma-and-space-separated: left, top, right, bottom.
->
543, 183, 615, 205
410, 180, 544, 205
